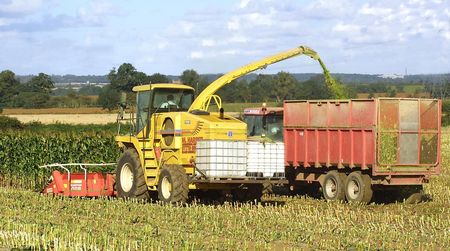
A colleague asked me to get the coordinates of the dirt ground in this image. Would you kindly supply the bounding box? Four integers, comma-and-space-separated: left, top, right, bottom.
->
2, 107, 113, 115
6, 113, 118, 124
6, 112, 240, 124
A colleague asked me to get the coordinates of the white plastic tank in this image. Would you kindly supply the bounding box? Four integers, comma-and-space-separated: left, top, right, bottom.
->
195, 140, 247, 177
247, 141, 285, 177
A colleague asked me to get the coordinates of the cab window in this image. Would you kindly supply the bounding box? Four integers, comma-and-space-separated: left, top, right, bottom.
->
152, 88, 194, 111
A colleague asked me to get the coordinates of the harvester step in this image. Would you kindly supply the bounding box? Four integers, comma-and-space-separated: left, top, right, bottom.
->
145, 169, 158, 177
142, 150, 156, 159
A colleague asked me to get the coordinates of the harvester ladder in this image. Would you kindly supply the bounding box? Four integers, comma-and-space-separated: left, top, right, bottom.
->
139, 138, 158, 186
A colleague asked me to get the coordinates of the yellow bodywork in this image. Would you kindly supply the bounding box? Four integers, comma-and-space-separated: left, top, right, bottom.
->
116, 44, 341, 190
116, 111, 246, 190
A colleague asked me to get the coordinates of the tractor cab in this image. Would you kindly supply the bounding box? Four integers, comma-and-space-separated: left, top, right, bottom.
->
243, 104, 284, 142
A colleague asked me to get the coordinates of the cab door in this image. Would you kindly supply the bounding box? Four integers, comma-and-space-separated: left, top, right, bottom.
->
136, 90, 151, 135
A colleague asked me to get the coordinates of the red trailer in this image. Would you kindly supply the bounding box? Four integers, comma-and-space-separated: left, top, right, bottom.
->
284, 98, 441, 203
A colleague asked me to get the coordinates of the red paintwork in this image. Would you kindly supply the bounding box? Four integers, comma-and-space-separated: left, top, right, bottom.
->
42, 170, 115, 197
284, 98, 441, 184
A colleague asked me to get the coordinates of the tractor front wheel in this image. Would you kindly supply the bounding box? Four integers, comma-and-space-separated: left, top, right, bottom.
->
158, 165, 189, 204
115, 149, 149, 201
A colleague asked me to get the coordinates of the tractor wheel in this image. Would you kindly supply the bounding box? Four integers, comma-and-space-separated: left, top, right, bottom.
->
322, 171, 346, 201
115, 149, 149, 201
345, 171, 373, 204
157, 165, 189, 204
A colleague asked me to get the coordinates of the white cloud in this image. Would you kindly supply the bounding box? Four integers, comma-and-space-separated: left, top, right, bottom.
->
0, 0, 43, 14
190, 51, 204, 59
228, 35, 248, 43
0, 31, 18, 39
227, 17, 240, 30
238, 0, 251, 9
201, 39, 215, 47
0, 18, 13, 26
180, 21, 194, 35
77, 1, 119, 25
304, 0, 353, 19
223, 49, 238, 55
333, 23, 361, 33
359, 4, 392, 16
157, 42, 168, 50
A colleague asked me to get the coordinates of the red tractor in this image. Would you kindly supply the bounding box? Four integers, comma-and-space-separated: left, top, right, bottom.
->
243, 104, 284, 142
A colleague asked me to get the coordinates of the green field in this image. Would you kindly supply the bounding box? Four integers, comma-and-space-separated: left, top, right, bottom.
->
402, 84, 425, 93
0, 128, 449, 249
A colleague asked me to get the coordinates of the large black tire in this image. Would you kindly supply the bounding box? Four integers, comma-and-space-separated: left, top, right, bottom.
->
345, 171, 373, 204
157, 165, 189, 204
115, 149, 149, 201
322, 171, 346, 201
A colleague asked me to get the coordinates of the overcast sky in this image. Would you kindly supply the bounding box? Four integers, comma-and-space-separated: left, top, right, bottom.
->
0, 0, 449, 76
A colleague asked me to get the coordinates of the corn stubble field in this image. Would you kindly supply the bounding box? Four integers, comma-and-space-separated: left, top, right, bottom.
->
0, 131, 449, 250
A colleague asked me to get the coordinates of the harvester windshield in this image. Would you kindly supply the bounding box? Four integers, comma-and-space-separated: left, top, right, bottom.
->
134, 86, 195, 133
152, 88, 194, 111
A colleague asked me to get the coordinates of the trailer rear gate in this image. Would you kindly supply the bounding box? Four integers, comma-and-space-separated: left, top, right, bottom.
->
284, 98, 440, 185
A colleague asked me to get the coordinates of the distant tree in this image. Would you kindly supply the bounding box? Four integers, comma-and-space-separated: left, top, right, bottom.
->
0, 70, 20, 107
217, 79, 250, 103
108, 63, 149, 92
13, 92, 49, 108
295, 75, 332, 100
27, 73, 54, 93
273, 71, 297, 102
180, 69, 201, 88
231, 79, 250, 103
149, 73, 169, 83
134, 72, 150, 85
387, 87, 397, 97
180, 69, 209, 94
78, 85, 103, 96
249, 74, 276, 102
98, 84, 120, 111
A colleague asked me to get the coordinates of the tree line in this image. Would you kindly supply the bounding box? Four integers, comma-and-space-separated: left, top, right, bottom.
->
0, 71, 54, 110
1, 63, 449, 112
97, 63, 354, 110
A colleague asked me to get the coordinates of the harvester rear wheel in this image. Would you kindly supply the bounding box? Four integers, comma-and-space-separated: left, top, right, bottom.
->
158, 165, 189, 204
345, 171, 373, 204
115, 149, 149, 201
322, 171, 346, 201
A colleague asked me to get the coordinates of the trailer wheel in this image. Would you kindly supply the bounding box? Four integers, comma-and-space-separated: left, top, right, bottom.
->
322, 171, 346, 201
158, 165, 189, 204
345, 171, 373, 204
115, 149, 149, 201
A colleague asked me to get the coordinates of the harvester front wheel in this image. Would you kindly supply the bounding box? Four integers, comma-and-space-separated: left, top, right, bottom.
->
158, 165, 189, 204
115, 149, 149, 201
